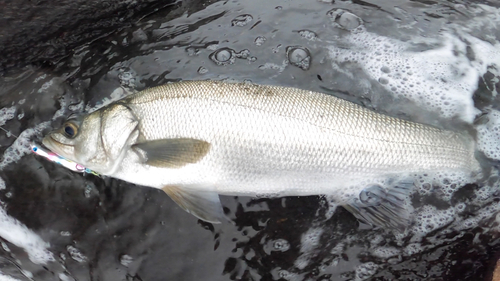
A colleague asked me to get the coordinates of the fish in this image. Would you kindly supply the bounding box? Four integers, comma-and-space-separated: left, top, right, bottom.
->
42, 80, 480, 229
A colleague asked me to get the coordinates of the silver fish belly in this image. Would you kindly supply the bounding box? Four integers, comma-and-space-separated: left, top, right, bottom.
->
43, 80, 480, 228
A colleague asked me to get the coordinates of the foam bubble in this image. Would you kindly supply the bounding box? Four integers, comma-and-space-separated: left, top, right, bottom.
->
0, 274, 23, 281
476, 110, 500, 161
403, 243, 422, 256
66, 245, 87, 262
300, 227, 323, 253
0, 106, 17, 126
119, 254, 133, 267
292, 227, 324, 270
413, 171, 471, 201
0, 122, 50, 170
355, 262, 378, 280
371, 246, 400, 259
328, 23, 500, 123
0, 206, 54, 264
412, 205, 456, 235
271, 268, 299, 281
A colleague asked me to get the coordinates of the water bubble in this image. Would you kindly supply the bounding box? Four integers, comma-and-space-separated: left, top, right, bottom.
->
84, 184, 93, 198
120, 254, 133, 267
298, 30, 318, 41
272, 44, 282, 53
327, 8, 363, 30
197, 66, 208, 74
378, 77, 389, 85
272, 239, 290, 252
359, 185, 384, 206
254, 36, 267, 46
286, 46, 311, 70
66, 245, 87, 262
275, 6, 283, 10
1, 242, 10, 252
185, 47, 200, 56
209, 48, 253, 65
231, 14, 253, 27
278, 270, 291, 279
235, 49, 250, 59
118, 70, 136, 88
209, 48, 236, 66
356, 262, 378, 280
381, 66, 391, 73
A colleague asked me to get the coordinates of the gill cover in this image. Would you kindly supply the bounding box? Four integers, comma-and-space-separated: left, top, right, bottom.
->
100, 103, 139, 162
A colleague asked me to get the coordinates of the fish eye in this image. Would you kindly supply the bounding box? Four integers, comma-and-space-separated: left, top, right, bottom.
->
63, 122, 78, 139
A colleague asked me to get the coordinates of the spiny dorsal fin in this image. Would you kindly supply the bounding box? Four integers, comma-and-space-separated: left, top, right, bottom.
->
133, 138, 211, 168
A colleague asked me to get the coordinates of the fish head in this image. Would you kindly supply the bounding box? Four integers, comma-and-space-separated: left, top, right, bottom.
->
42, 103, 139, 174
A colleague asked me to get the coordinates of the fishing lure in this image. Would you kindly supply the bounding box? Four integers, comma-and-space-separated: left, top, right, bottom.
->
30, 143, 100, 176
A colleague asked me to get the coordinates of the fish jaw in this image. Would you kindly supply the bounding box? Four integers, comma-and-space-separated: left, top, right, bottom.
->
42, 133, 77, 162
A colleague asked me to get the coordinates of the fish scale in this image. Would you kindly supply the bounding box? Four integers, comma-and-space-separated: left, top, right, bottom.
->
124, 81, 476, 186
43, 80, 480, 227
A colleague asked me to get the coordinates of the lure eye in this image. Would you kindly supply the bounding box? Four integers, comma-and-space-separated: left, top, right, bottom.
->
63, 122, 78, 139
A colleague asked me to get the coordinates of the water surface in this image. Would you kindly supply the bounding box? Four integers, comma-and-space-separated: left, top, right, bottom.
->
1, 0, 500, 280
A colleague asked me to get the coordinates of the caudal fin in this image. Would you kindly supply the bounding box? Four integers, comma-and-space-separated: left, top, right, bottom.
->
343, 180, 414, 231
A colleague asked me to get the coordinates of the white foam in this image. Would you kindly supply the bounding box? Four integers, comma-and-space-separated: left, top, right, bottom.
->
355, 262, 378, 281
0, 118, 54, 266
37, 79, 53, 94
0, 206, 54, 264
371, 246, 400, 259
0, 106, 17, 128
327, 13, 500, 123
412, 205, 456, 235
66, 245, 87, 262
299, 227, 323, 253
292, 227, 324, 270
413, 171, 472, 201
120, 254, 133, 267
476, 110, 500, 161
457, 200, 500, 232
0, 274, 22, 281
0, 122, 51, 170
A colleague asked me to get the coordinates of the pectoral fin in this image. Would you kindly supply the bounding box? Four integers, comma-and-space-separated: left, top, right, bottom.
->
343, 180, 414, 231
133, 138, 211, 168
162, 185, 224, 223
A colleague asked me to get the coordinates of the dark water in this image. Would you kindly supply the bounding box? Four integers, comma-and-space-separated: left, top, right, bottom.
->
1, 0, 500, 280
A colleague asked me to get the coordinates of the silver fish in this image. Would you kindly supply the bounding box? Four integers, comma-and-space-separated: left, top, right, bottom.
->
42, 81, 480, 229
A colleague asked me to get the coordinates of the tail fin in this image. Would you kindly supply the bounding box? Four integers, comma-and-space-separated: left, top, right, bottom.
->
343, 179, 414, 232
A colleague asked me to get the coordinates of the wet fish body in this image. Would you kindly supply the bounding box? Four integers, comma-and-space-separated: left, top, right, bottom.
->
42, 81, 479, 228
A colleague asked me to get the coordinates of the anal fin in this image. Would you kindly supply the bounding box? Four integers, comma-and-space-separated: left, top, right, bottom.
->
344, 180, 414, 231
162, 185, 224, 224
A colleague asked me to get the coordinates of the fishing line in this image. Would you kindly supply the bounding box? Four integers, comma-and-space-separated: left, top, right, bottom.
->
0, 126, 18, 139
